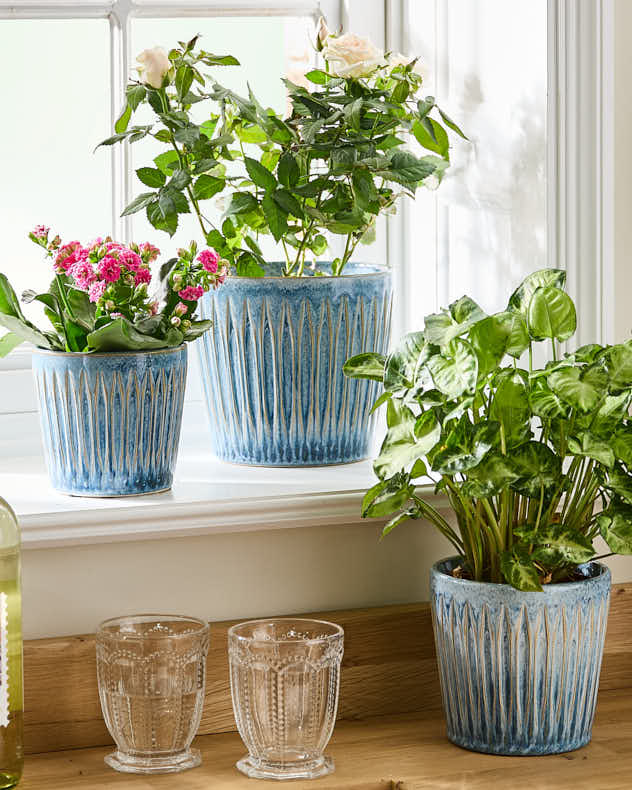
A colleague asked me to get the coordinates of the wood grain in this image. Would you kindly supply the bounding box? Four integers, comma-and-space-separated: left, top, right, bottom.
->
19, 690, 632, 789
22, 584, 632, 756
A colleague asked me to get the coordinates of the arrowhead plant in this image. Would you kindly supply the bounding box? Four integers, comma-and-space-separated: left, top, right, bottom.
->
345, 269, 632, 590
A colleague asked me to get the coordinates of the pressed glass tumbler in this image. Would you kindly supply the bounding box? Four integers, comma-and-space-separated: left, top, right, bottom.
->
96, 614, 209, 774
228, 618, 344, 780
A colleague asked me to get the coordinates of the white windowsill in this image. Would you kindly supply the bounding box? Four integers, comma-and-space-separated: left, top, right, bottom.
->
1, 401, 419, 550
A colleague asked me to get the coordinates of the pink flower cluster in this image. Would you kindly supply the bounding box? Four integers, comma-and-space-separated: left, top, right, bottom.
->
47, 238, 160, 304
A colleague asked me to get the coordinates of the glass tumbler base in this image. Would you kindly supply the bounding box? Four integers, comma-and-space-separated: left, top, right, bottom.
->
104, 749, 201, 774
236, 755, 334, 780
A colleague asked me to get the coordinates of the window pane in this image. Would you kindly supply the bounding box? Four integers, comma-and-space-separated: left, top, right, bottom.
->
0, 20, 112, 302
405, 0, 547, 326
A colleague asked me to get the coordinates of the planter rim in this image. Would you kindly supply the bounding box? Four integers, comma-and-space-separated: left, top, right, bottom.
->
432, 555, 610, 594
31, 344, 186, 359
224, 261, 390, 282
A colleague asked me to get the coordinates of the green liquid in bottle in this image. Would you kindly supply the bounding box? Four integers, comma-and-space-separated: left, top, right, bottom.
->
0, 499, 23, 788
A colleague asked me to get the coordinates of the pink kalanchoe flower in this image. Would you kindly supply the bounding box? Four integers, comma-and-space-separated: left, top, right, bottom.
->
197, 248, 220, 273
119, 248, 142, 271
55, 241, 82, 272
97, 256, 122, 283
148, 301, 159, 316
139, 242, 160, 263
134, 267, 152, 286
174, 302, 188, 316
68, 260, 96, 291
178, 285, 205, 301
88, 280, 107, 303
32, 225, 49, 239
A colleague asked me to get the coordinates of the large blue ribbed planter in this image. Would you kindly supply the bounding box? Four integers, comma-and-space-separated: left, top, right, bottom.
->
197, 263, 392, 466
32, 346, 187, 497
430, 557, 611, 755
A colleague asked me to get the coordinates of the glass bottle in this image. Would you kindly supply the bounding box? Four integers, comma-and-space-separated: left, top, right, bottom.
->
0, 499, 22, 788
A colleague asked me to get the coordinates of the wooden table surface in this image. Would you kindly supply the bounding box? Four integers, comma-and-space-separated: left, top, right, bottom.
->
22, 689, 631, 790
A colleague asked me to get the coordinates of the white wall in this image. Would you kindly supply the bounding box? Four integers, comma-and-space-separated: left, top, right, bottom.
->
21, 520, 453, 639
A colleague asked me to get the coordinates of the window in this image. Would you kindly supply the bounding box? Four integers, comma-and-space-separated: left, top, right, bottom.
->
0, 0, 348, 411
0, 0, 612, 415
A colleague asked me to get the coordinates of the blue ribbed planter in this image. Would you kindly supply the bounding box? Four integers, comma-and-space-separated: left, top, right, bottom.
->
32, 346, 187, 497
197, 263, 392, 466
430, 557, 611, 755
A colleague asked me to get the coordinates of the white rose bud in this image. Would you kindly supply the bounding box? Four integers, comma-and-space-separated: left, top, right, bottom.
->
136, 47, 171, 89
388, 52, 428, 81
322, 32, 386, 79
316, 16, 330, 51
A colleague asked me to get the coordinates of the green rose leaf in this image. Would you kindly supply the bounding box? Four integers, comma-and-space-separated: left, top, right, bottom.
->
114, 103, 132, 134
527, 285, 577, 342
244, 156, 277, 192
277, 153, 300, 188
136, 167, 166, 188
121, 192, 157, 217
262, 193, 288, 242
343, 352, 386, 382
193, 174, 224, 200
272, 189, 304, 219
225, 192, 258, 217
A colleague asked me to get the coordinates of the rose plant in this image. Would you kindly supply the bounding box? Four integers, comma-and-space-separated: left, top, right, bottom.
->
345, 269, 632, 590
0, 226, 226, 355
100, 26, 466, 276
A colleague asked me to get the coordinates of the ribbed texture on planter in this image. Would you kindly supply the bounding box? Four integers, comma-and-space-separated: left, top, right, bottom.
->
197, 263, 392, 466
430, 557, 611, 755
32, 346, 187, 496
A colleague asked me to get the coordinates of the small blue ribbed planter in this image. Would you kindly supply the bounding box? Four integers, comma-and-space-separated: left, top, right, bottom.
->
32, 346, 187, 497
430, 557, 611, 755
197, 263, 392, 466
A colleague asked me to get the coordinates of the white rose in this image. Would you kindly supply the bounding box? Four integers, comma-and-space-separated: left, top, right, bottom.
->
136, 47, 171, 89
322, 33, 385, 79
389, 52, 428, 81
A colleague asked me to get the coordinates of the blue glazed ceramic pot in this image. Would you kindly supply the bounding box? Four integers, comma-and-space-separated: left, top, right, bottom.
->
32, 346, 187, 497
197, 263, 392, 466
430, 556, 611, 755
